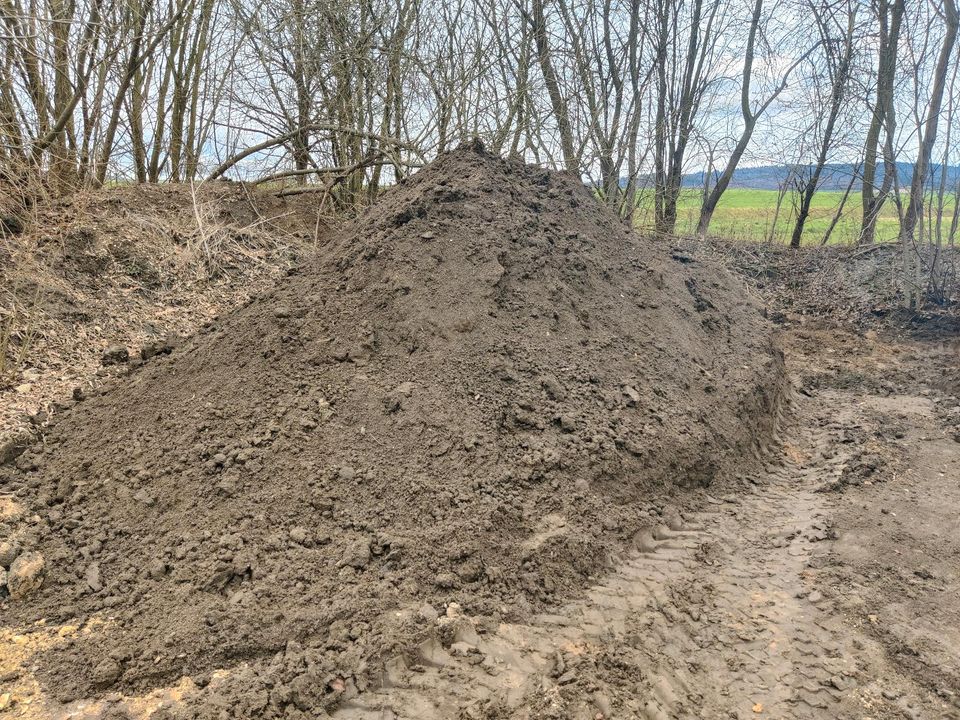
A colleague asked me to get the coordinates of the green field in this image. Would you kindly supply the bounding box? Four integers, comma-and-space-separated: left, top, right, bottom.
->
633, 189, 954, 245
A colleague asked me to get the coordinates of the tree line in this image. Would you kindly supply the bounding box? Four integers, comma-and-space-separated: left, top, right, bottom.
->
1, 0, 958, 261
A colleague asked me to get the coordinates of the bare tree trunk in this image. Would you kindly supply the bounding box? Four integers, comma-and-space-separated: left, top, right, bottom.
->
820, 160, 860, 245
183, 0, 215, 179
148, 0, 180, 181
527, 0, 577, 173
49, 0, 77, 191
697, 0, 813, 238
789, 2, 855, 248
900, 0, 958, 307
860, 0, 904, 244
934, 59, 958, 249
901, 0, 959, 243
657, 0, 719, 235
767, 170, 793, 243
96, 0, 187, 185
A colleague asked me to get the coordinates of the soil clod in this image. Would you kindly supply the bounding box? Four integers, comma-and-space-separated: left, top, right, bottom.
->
101, 345, 130, 366
7, 551, 45, 599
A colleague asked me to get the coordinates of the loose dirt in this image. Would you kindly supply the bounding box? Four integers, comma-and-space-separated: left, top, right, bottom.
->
325, 325, 960, 720
2, 145, 959, 719
0, 144, 784, 715
1, 181, 319, 455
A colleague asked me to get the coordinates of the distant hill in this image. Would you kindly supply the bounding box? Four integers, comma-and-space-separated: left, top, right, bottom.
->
667, 162, 960, 192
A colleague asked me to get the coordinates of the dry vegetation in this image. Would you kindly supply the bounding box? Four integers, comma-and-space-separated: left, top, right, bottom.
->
0, 183, 320, 451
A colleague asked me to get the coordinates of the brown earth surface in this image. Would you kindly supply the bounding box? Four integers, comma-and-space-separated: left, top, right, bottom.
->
684, 236, 960, 336
0, 144, 784, 715
325, 324, 960, 720
0, 181, 321, 457
1, 144, 959, 719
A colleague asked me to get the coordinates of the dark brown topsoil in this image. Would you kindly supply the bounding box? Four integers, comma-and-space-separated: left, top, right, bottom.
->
0, 144, 785, 716
683, 237, 960, 337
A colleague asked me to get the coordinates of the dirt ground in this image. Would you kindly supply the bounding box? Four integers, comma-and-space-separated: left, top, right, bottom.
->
0, 145, 784, 714
1, 147, 959, 719
0, 181, 320, 456
2, 317, 957, 718
322, 323, 960, 719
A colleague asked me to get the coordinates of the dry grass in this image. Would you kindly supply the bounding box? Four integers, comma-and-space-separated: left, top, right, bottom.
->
186, 179, 305, 279
0, 286, 41, 380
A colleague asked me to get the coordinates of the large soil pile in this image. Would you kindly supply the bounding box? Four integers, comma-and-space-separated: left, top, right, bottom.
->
0, 144, 785, 714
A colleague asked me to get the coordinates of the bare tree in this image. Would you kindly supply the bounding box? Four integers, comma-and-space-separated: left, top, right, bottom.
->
650, 0, 725, 235
525, 0, 578, 173
695, 0, 818, 239
859, 0, 905, 244
900, 0, 958, 242
788, 0, 856, 247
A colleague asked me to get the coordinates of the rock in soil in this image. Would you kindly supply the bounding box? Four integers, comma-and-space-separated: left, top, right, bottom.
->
0, 539, 21, 567
140, 334, 181, 361
7, 551, 45, 599
91, 658, 122, 687
101, 344, 130, 366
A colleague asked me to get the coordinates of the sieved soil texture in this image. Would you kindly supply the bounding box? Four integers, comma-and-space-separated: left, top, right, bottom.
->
0, 143, 785, 715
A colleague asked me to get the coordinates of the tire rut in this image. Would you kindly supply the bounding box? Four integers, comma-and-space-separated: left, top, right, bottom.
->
333, 394, 874, 719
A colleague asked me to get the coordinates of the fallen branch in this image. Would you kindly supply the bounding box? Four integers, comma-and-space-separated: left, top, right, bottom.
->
272, 153, 389, 198
252, 160, 393, 187
206, 126, 422, 181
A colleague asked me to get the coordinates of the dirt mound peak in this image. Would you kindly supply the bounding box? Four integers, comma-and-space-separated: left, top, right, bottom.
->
0, 145, 785, 713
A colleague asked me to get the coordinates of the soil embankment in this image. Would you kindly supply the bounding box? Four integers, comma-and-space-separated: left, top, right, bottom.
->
0, 144, 785, 715
0, 181, 317, 456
